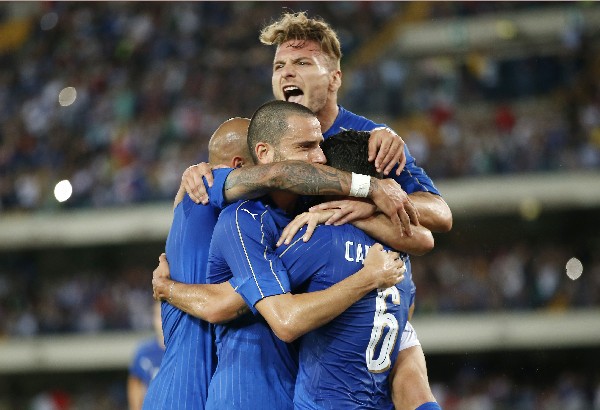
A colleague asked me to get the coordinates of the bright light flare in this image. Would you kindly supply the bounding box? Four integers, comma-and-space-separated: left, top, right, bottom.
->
58, 87, 77, 107
54, 180, 73, 202
565, 257, 583, 280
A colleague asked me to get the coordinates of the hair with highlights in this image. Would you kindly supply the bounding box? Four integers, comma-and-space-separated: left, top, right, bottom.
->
260, 11, 342, 69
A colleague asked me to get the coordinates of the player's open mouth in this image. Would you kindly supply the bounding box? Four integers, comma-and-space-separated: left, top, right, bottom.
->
283, 86, 303, 102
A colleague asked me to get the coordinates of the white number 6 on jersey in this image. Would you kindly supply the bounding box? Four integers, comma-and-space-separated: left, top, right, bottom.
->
365, 286, 400, 373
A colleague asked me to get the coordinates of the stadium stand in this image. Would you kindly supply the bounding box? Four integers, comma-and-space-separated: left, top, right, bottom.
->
1, 2, 599, 409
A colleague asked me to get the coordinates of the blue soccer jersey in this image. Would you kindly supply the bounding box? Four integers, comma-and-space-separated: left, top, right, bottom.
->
324, 105, 440, 196
205, 198, 298, 410
143, 169, 232, 410
206, 194, 411, 409
324, 105, 436, 322
277, 224, 412, 410
129, 337, 165, 387
206, 105, 436, 310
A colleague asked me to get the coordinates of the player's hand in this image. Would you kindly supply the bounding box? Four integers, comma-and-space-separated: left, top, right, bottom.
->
276, 210, 334, 247
152, 253, 172, 301
362, 243, 405, 289
182, 163, 213, 205
368, 127, 406, 176
368, 178, 419, 236
309, 198, 377, 226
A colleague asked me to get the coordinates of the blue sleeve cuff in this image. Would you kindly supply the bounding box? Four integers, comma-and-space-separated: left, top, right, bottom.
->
231, 273, 290, 315
206, 168, 234, 209
391, 146, 441, 196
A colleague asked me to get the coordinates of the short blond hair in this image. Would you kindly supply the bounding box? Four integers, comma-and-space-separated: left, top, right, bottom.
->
260, 11, 342, 69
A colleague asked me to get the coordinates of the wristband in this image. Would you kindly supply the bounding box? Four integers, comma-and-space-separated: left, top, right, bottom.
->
349, 172, 371, 198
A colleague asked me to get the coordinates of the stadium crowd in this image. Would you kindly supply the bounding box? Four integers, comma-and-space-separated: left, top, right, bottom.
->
1, 3, 599, 409
1, 2, 598, 212
17, 369, 600, 410
1, 239, 598, 338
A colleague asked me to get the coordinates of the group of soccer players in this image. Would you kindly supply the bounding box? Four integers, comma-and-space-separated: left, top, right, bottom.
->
143, 12, 452, 410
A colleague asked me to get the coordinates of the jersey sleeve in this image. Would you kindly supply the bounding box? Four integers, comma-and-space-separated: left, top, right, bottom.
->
212, 202, 291, 314
277, 226, 331, 287
206, 168, 235, 209
128, 342, 147, 380
391, 145, 441, 196
329, 111, 441, 197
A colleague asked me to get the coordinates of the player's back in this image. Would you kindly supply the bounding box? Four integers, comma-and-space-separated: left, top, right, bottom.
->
207, 313, 298, 410
143, 195, 220, 410
205, 199, 298, 410
280, 223, 412, 410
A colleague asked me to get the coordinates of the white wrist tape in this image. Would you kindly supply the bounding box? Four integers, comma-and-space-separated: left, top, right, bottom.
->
349, 172, 371, 198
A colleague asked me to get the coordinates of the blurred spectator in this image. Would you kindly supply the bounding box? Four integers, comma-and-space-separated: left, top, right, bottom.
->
127, 301, 165, 410
1, 239, 598, 337
17, 366, 600, 410
30, 390, 71, 410
0, 2, 598, 213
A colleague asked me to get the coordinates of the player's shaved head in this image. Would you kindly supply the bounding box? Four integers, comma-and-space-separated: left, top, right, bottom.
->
208, 117, 252, 167
248, 100, 316, 162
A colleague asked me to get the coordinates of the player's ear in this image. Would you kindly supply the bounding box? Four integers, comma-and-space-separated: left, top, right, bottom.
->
231, 156, 245, 168
330, 69, 342, 92
255, 142, 274, 164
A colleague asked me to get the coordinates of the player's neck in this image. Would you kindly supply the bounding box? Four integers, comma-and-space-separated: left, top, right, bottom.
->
270, 191, 298, 215
317, 102, 339, 134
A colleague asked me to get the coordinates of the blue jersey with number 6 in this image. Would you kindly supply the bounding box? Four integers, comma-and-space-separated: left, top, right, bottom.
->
277, 222, 412, 410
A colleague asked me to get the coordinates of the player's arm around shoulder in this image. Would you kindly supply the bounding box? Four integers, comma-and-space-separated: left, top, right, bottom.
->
222, 160, 353, 203
255, 243, 405, 343
353, 213, 434, 256
409, 191, 452, 233
152, 254, 247, 324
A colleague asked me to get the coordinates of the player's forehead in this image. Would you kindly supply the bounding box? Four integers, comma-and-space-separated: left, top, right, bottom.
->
279, 114, 322, 145
274, 39, 324, 61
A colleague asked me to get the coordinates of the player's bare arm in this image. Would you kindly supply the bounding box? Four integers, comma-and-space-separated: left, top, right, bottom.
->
311, 186, 450, 235
152, 254, 248, 324
408, 191, 453, 233
310, 177, 419, 236
226, 162, 419, 236
230, 161, 419, 236
278, 203, 433, 256
127, 375, 146, 410
182, 160, 418, 235
222, 160, 347, 200
255, 243, 405, 343
390, 344, 437, 410
352, 213, 434, 256
182, 160, 346, 204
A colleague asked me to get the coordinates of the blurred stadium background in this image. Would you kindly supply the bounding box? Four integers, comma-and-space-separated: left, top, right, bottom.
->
1, 2, 599, 409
